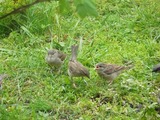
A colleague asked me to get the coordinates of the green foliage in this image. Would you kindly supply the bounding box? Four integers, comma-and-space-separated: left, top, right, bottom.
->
0, 0, 97, 18
29, 99, 52, 112
0, 0, 160, 119
74, 0, 98, 18
0, 105, 11, 120
59, 0, 70, 14
0, 0, 98, 37
0, 0, 33, 16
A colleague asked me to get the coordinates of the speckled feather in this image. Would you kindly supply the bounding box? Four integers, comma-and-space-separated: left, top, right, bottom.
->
45, 49, 66, 68
68, 45, 90, 78
95, 62, 133, 82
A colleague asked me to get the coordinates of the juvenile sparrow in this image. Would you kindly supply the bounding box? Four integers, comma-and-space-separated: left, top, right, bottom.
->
68, 45, 90, 87
45, 49, 66, 71
152, 63, 160, 73
0, 74, 8, 89
95, 62, 133, 84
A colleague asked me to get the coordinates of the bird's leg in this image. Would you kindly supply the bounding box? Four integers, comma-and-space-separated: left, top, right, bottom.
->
0, 84, 2, 90
57, 66, 62, 74
70, 77, 77, 88
55, 67, 60, 74
73, 83, 77, 88
50, 68, 54, 73
82, 77, 88, 85
49, 65, 55, 73
108, 79, 114, 85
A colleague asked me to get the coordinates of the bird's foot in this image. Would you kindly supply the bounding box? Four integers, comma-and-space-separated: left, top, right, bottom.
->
83, 79, 88, 86
108, 80, 113, 85
72, 83, 77, 88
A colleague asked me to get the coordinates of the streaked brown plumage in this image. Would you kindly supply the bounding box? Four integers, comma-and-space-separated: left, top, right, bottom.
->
68, 45, 90, 87
95, 62, 133, 84
45, 49, 66, 70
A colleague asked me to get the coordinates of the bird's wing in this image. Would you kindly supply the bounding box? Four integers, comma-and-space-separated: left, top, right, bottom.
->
58, 52, 66, 61
103, 64, 125, 74
69, 60, 89, 78
77, 62, 90, 78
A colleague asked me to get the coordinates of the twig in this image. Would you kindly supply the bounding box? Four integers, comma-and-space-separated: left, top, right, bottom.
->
0, 0, 50, 20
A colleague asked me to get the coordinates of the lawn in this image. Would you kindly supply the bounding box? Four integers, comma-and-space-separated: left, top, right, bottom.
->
0, 0, 160, 119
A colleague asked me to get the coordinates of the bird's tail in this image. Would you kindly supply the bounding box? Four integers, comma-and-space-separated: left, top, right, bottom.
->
70, 45, 78, 61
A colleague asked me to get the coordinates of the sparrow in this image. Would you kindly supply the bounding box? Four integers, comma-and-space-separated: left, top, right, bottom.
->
95, 62, 133, 84
152, 63, 160, 73
45, 49, 66, 71
0, 74, 8, 89
68, 45, 90, 87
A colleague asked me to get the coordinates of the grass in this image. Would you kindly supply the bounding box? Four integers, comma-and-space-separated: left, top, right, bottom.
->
0, 0, 160, 119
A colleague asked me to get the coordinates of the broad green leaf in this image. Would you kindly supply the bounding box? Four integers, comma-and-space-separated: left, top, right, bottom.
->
74, 0, 98, 18
59, 0, 70, 14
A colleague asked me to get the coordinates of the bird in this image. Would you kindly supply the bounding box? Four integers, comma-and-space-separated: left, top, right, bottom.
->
152, 63, 160, 73
95, 62, 133, 84
0, 74, 8, 89
45, 49, 66, 71
68, 45, 90, 87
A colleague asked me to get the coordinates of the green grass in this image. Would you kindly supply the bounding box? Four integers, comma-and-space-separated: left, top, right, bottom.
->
0, 0, 160, 119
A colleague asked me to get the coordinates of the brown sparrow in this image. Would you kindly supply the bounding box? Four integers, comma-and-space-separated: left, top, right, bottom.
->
152, 63, 160, 73
95, 62, 133, 84
68, 45, 90, 87
0, 74, 8, 89
45, 49, 66, 71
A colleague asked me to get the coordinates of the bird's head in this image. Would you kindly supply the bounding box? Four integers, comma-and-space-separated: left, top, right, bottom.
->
47, 49, 57, 55
95, 63, 106, 71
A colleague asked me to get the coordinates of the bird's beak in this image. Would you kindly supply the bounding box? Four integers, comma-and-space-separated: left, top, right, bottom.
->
94, 67, 98, 70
